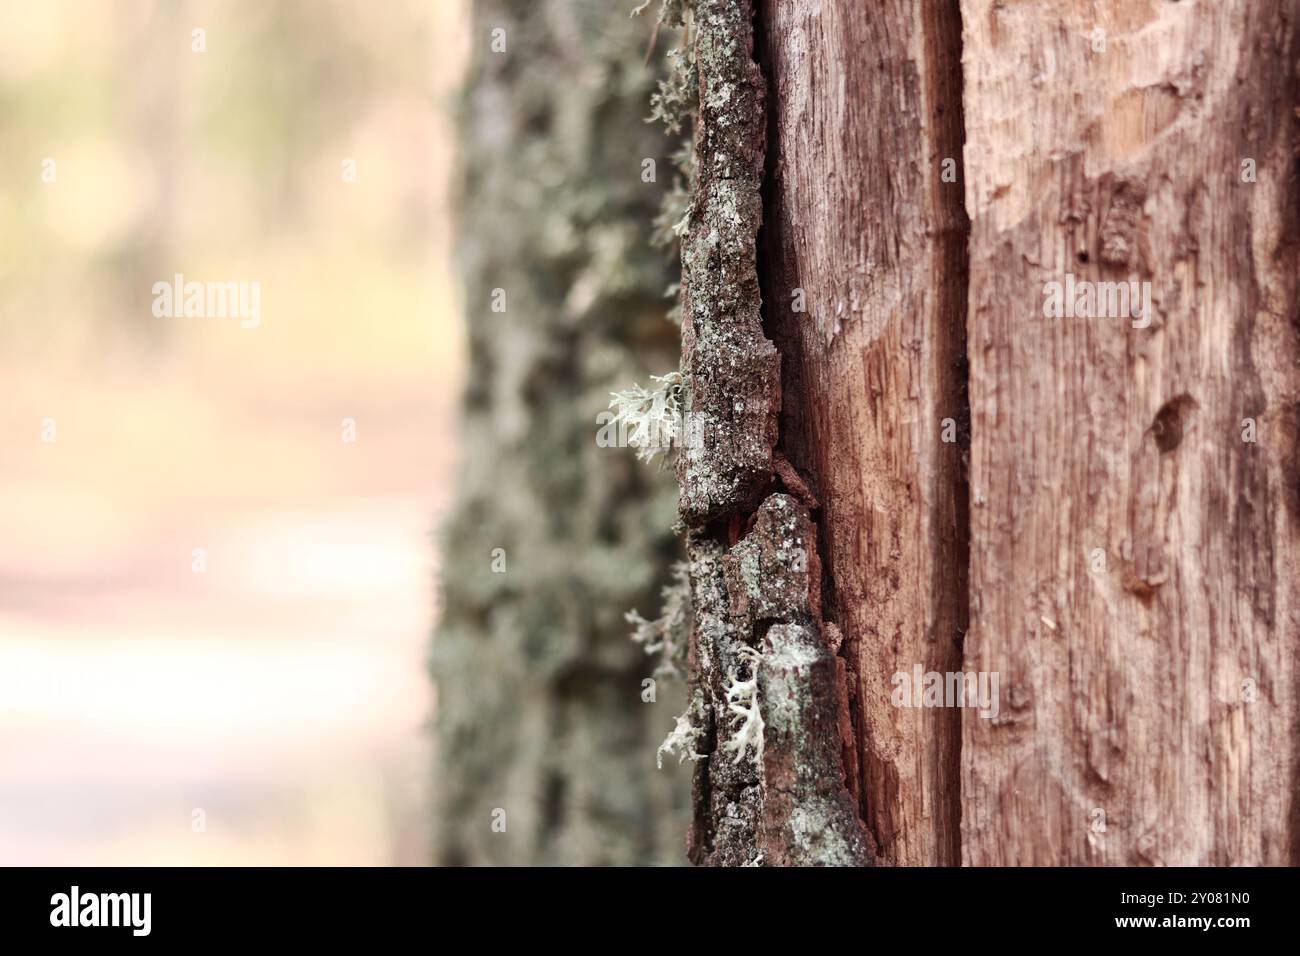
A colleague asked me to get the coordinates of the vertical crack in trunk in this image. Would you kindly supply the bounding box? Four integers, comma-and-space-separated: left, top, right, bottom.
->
678, 0, 972, 866
678, 0, 873, 866
920, 0, 971, 868
747, 0, 972, 864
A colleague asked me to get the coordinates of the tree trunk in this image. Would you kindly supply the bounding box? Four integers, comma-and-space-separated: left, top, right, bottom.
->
432, 0, 691, 866
672, 0, 1300, 865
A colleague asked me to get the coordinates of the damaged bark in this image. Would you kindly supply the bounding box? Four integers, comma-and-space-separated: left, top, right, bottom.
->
683, 496, 873, 865
757, 0, 971, 866
674, 4, 873, 864
677, 0, 780, 525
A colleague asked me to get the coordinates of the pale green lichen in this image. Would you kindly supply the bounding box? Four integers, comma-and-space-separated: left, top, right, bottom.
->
609, 371, 685, 463
657, 691, 708, 768
758, 623, 874, 866
758, 624, 823, 735
652, 141, 695, 252
648, 46, 699, 135
787, 803, 870, 867
722, 644, 764, 766
626, 559, 691, 678
631, 0, 694, 31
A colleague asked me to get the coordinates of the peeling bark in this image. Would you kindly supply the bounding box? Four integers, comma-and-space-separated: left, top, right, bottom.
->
684, 495, 872, 865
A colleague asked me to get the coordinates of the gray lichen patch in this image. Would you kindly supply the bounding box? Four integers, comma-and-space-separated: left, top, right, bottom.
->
724, 494, 816, 624
758, 624, 875, 866
676, 0, 779, 526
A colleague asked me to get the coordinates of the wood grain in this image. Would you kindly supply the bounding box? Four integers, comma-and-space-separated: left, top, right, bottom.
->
758, 0, 970, 865
959, 0, 1300, 865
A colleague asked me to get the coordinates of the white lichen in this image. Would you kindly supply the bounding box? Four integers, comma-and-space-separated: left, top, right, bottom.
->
722, 644, 764, 767
657, 703, 705, 769
626, 560, 690, 679
634, 0, 698, 136
631, 0, 693, 30
608, 371, 684, 463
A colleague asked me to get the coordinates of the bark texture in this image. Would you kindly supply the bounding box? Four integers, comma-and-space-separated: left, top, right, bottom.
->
959, 0, 1300, 866
677, 0, 873, 867
440, 0, 1300, 867
431, 0, 690, 866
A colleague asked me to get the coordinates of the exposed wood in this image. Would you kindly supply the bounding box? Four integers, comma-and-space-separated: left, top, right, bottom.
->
959, 0, 1300, 865
757, 0, 970, 865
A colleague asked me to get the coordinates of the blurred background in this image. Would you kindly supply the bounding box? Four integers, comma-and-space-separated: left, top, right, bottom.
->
0, 0, 692, 866
0, 0, 467, 864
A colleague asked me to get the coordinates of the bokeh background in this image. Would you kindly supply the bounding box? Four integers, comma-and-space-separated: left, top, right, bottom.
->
0, 0, 467, 864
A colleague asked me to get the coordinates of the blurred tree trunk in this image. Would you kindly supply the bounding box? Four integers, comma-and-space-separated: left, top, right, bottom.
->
431, 0, 690, 866
678, 0, 1300, 866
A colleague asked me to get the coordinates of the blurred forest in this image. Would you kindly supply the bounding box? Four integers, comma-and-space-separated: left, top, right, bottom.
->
0, 0, 461, 864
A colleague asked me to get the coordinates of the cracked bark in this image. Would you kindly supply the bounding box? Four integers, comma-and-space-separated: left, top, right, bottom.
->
749, 0, 971, 865
677, 0, 871, 867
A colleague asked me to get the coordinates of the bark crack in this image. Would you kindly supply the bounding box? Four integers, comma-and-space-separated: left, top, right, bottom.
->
920, 0, 972, 868
677, 0, 873, 867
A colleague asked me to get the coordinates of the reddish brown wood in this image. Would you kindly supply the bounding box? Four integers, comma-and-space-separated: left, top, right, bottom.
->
757, 0, 970, 865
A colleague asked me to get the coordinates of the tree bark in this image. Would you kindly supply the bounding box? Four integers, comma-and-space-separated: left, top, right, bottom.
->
432, 0, 691, 866
673, 0, 1300, 866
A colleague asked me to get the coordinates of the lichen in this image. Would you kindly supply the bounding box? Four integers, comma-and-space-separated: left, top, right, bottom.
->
657, 690, 708, 768
626, 559, 691, 678
758, 624, 874, 866
608, 370, 686, 463
722, 644, 764, 765
724, 494, 815, 623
